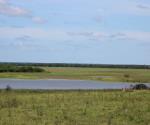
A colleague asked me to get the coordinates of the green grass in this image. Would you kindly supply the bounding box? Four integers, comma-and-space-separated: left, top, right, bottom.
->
0, 90, 149, 125
0, 67, 150, 83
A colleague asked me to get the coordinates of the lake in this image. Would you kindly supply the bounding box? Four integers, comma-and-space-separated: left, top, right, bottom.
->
0, 79, 149, 90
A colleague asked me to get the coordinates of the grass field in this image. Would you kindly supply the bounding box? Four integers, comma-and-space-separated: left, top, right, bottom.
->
0, 67, 150, 83
0, 90, 149, 125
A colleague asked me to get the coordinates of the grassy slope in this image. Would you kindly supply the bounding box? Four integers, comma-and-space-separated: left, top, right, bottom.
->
0, 67, 150, 83
0, 90, 149, 125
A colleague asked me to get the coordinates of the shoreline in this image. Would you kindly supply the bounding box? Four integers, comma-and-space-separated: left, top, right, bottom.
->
0, 78, 150, 84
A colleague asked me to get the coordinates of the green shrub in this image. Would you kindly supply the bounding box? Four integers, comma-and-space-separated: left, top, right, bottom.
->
0, 65, 44, 73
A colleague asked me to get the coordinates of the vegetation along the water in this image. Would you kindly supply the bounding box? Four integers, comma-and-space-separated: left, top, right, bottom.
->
0, 90, 149, 125
0, 63, 150, 83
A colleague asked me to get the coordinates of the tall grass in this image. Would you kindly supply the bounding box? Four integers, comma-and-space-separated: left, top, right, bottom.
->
0, 90, 149, 125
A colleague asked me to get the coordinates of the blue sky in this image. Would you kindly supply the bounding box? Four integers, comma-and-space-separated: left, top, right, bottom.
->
0, 0, 150, 64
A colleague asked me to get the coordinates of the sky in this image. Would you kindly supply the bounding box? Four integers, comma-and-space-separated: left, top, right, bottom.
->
0, 0, 150, 64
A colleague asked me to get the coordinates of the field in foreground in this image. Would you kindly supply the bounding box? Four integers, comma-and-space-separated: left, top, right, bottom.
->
0, 90, 149, 125
0, 67, 150, 83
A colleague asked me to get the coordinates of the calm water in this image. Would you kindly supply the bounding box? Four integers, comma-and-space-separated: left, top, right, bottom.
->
0, 79, 149, 90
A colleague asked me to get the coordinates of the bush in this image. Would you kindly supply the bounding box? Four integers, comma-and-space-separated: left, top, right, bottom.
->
5, 85, 12, 91
130, 84, 149, 90
124, 74, 130, 78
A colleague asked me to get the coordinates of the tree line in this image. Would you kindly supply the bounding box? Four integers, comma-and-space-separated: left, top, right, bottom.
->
0, 62, 150, 69
0, 64, 44, 73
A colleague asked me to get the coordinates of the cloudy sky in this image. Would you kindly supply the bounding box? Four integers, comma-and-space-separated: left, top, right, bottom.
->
0, 0, 150, 64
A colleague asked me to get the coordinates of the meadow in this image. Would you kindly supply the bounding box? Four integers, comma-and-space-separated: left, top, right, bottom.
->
0, 90, 149, 125
0, 67, 150, 83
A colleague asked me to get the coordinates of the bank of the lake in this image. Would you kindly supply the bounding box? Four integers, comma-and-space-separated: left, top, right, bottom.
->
0, 67, 150, 83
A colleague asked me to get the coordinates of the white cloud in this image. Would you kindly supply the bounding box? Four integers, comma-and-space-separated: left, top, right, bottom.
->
32, 17, 47, 24
122, 31, 150, 42
0, 0, 7, 4
93, 15, 102, 22
0, 27, 106, 43
126, 4, 150, 16
0, 5, 29, 16
0, 27, 68, 40
16, 35, 32, 41
1, 27, 149, 43
0, 0, 29, 16
67, 32, 94, 37
0, 0, 46, 24
95, 0, 150, 16
67, 30, 150, 43
137, 4, 150, 10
